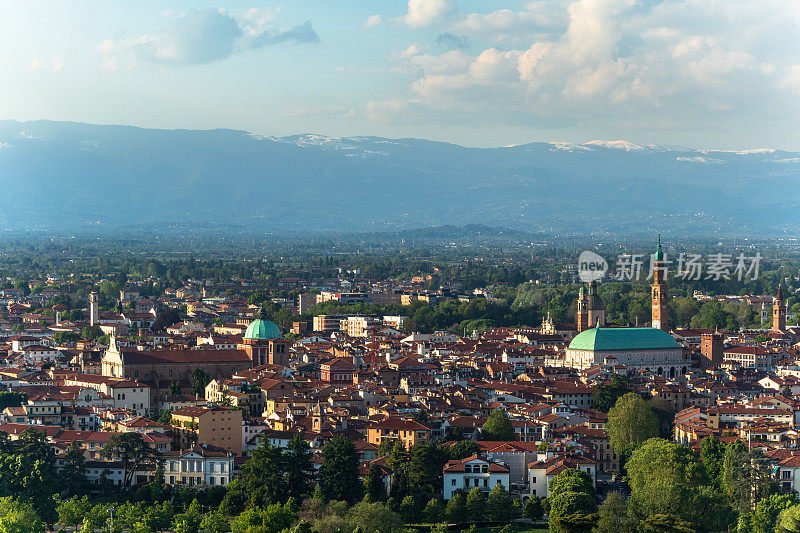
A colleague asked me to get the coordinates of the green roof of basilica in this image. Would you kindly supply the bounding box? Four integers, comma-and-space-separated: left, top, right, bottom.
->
244, 308, 282, 340
568, 327, 679, 351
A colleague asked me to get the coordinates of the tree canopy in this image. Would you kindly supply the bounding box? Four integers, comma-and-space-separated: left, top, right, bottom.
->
606, 393, 659, 454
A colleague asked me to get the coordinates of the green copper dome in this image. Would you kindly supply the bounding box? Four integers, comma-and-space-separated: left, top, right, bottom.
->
244, 308, 282, 340
568, 327, 678, 351
654, 235, 664, 262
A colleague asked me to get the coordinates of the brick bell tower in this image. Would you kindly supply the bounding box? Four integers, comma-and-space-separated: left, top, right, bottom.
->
773, 284, 786, 332
651, 236, 668, 330
577, 285, 589, 332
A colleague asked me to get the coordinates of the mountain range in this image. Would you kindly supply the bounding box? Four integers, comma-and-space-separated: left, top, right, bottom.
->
0, 120, 798, 236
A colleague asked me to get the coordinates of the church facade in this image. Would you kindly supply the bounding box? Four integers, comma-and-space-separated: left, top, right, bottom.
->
101, 309, 290, 386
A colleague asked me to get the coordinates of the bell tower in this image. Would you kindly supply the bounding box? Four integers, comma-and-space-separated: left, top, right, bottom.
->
651, 236, 668, 331
89, 291, 99, 327
773, 284, 786, 332
577, 286, 589, 332
586, 280, 606, 327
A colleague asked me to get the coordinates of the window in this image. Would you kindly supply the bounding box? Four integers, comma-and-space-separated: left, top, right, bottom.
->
451, 479, 456, 486
532, 477, 536, 483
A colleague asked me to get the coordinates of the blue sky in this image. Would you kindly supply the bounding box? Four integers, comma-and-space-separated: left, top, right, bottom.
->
1, 0, 798, 149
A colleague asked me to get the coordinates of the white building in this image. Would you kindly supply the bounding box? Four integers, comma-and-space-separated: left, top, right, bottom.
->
527, 453, 597, 498
163, 445, 235, 487
443, 455, 511, 500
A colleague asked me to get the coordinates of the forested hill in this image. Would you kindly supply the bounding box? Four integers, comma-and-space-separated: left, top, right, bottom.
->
1, 120, 798, 235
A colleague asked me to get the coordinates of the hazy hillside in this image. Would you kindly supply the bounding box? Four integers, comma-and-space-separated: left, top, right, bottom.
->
0, 120, 798, 236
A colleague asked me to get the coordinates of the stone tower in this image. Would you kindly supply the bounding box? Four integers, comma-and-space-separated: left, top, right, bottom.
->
89, 291, 99, 327
577, 286, 589, 332
700, 332, 723, 369
651, 237, 668, 330
773, 284, 786, 332
586, 280, 606, 328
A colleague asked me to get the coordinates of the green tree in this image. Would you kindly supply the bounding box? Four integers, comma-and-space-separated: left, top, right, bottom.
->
221, 440, 287, 514
191, 369, 211, 397
606, 393, 659, 454
424, 498, 444, 524
367, 463, 387, 502
173, 499, 202, 533
319, 436, 362, 504
59, 441, 87, 495
777, 504, 800, 533
347, 500, 404, 533
101, 432, 161, 490
522, 497, 543, 521
592, 375, 630, 413
594, 492, 633, 533
285, 433, 315, 500
548, 492, 596, 533
0, 392, 27, 411
486, 483, 514, 522
152, 501, 175, 531
386, 440, 410, 498
445, 492, 467, 524
431, 523, 449, 533
625, 438, 707, 526
56, 496, 91, 530
641, 514, 695, 533
723, 440, 778, 514
408, 442, 448, 494
465, 487, 486, 523
0, 428, 58, 524
753, 494, 800, 533
699, 436, 725, 488
548, 469, 595, 500
400, 494, 421, 523
448, 440, 480, 460
481, 409, 515, 441
0, 497, 45, 533
231, 502, 295, 533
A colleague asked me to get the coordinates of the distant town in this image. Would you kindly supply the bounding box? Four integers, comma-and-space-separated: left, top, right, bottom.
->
0, 236, 796, 532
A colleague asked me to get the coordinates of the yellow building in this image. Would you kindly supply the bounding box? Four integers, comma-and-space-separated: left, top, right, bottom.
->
367, 417, 431, 448
170, 405, 243, 455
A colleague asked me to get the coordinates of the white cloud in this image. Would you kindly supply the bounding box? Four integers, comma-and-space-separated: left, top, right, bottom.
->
364, 14, 382, 29
100, 8, 319, 67
27, 56, 64, 72
369, 0, 800, 130
403, 0, 454, 28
